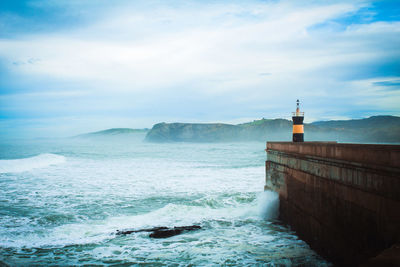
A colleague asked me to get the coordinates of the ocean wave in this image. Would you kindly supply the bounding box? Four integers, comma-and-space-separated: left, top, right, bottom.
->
0, 153, 66, 174
101, 191, 279, 233
0, 191, 279, 249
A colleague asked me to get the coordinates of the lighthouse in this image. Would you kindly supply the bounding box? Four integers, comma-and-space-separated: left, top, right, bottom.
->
292, 99, 304, 142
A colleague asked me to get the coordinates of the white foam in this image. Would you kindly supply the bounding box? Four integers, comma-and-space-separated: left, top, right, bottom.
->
0, 191, 280, 248
0, 153, 66, 174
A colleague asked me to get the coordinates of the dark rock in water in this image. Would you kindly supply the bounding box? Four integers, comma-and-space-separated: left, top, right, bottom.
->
149, 229, 183, 238
116, 225, 201, 238
116, 227, 168, 235
150, 225, 202, 239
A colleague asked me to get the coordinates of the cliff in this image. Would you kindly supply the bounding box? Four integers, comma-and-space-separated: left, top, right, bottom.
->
145, 116, 400, 143
144, 123, 240, 142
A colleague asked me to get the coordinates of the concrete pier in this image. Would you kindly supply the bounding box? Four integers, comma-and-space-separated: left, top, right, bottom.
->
265, 142, 400, 266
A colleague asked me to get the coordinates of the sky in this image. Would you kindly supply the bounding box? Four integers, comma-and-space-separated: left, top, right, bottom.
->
0, 0, 399, 137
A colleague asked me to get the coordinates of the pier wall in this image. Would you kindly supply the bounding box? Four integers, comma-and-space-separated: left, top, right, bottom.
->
265, 142, 400, 266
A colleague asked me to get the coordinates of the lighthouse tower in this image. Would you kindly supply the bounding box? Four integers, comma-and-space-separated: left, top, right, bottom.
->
292, 99, 304, 142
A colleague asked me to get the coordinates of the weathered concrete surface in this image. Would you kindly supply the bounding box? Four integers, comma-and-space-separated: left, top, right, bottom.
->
265, 142, 400, 266
361, 243, 400, 267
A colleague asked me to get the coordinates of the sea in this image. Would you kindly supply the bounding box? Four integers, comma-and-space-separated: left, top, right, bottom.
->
0, 134, 330, 266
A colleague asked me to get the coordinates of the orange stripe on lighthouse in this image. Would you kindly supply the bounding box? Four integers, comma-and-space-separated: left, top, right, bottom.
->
292, 124, 304, 134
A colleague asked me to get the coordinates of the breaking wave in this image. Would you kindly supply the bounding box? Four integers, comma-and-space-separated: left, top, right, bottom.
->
0, 191, 280, 249
0, 153, 66, 174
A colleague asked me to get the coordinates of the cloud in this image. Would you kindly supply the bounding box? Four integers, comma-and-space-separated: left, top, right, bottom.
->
0, 2, 363, 90
0, 0, 399, 137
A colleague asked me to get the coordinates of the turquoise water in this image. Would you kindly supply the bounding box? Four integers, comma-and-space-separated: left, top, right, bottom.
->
0, 135, 330, 266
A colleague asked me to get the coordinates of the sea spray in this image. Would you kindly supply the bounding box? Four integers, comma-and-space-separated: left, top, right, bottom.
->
258, 190, 279, 220
0, 153, 66, 173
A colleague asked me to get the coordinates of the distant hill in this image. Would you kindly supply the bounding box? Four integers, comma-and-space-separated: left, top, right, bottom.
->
145, 123, 240, 142
76, 128, 149, 138
145, 116, 400, 143
310, 115, 400, 129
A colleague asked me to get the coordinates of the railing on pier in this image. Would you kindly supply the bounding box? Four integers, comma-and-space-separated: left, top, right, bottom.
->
292, 112, 304, 116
